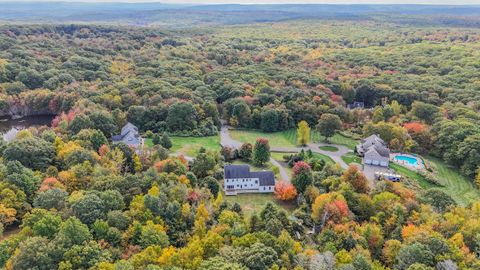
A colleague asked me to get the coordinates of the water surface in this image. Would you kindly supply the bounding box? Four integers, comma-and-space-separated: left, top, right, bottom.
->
0, 115, 54, 142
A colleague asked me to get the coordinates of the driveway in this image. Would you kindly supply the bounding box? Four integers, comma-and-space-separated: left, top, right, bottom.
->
219, 124, 354, 182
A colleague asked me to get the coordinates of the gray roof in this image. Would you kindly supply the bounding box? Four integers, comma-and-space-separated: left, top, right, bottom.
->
365, 148, 389, 161
251, 171, 275, 186
112, 122, 141, 146
361, 134, 385, 146
224, 165, 275, 186
121, 122, 138, 136
224, 165, 250, 179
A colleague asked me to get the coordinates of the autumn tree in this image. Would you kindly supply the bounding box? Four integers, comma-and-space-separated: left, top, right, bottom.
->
274, 181, 297, 201
253, 138, 270, 166
341, 165, 370, 193
311, 192, 349, 226
317, 113, 342, 142
297, 120, 311, 146
238, 143, 253, 161
291, 161, 313, 193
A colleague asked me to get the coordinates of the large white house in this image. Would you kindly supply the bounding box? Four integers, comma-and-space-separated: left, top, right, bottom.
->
356, 134, 390, 167
224, 165, 276, 195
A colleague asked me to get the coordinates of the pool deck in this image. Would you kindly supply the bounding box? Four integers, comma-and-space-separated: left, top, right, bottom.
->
390, 153, 425, 171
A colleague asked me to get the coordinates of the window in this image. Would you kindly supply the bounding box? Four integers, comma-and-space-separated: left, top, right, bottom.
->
255, 180, 258, 184
268, 187, 271, 190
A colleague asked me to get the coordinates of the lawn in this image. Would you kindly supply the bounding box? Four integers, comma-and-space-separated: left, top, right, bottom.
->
230, 128, 359, 149
390, 158, 480, 206
341, 153, 362, 165
145, 135, 220, 157
270, 151, 334, 166
426, 157, 480, 206
224, 192, 295, 217
389, 163, 435, 189
319, 145, 339, 152
229, 129, 297, 148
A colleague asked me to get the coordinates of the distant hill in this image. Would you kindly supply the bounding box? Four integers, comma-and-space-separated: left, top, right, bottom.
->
1, 2, 480, 27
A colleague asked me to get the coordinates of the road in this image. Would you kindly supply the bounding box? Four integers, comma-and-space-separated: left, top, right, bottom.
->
220, 124, 353, 182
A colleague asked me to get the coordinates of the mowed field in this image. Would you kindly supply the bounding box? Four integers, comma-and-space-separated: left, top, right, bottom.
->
145, 135, 221, 157
426, 157, 480, 206
230, 129, 358, 149
224, 192, 295, 217
391, 158, 480, 206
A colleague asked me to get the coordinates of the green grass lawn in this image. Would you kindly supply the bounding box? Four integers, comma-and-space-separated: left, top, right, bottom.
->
230, 128, 359, 149
389, 163, 436, 189
224, 192, 295, 217
319, 145, 339, 152
390, 158, 480, 206
341, 153, 362, 165
270, 151, 334, 166
426, 157, 480, 206
145, 135, 220, 157
229, 129, 297, 148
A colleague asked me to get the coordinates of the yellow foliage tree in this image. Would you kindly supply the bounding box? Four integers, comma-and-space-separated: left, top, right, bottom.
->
296, 120, 310, 146
0, 203, 17, 225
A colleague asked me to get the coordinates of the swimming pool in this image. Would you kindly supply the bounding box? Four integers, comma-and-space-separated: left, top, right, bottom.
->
394, 155, 420, 166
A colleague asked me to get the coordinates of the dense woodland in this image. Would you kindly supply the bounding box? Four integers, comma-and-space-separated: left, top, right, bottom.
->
0, 19, 480, 269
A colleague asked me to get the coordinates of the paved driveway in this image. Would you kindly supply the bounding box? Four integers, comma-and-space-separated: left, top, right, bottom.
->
219, 124, 355, 181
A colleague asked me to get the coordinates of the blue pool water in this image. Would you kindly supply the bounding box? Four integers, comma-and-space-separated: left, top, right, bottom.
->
394, 155, 420, 166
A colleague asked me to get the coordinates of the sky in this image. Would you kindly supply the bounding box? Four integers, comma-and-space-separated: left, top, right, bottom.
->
4, 0, 480, 4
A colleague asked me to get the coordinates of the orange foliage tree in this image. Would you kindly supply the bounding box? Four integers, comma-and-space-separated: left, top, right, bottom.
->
274, 181, 298, 201
403, 122, 425, 133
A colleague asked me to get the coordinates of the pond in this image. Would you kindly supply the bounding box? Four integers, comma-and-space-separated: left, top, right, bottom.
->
0, 115, 54, 142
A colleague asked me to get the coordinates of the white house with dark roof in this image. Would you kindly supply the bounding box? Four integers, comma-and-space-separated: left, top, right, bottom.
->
112, 122, 144, 149
357, 134, 390, 167
224, 165, 276, 195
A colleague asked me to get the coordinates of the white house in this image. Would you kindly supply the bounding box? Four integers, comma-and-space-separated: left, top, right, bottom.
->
224, 165, 275, 195
356, 134, 390, 167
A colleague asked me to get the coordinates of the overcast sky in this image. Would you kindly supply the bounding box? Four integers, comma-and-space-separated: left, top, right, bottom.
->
4, 0, 480, 4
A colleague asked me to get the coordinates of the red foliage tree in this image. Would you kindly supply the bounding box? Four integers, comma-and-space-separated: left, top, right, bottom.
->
39, 177, 65, 192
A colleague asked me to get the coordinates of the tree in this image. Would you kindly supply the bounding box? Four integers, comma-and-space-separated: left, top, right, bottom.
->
274, 181, 297, 201
317, 113, 342, 141
239, 143, 253, 161
372, 107, 384, 123
71, 193, 106, 225
73, 128, 108, 150
68, 114, 93, 136
341, 165, 370, 193
395, 243, 435, 270
56, 217, 92, 247
161, 133, 172, 149
152, 133, 161, 145
89, 110, 117, 137
205, 176, 220, 197
34, 188, 68, 210
4, 137, 55, 171
291, 161, 313, 193
311, 192, 349, 225
411, 101, 440, 125
253, 138, 270, 166
240, 242, 278, 270
191, 152, 217, 178
260, 108, 279, 132
166, 102, 197, 131
421, 189, 456, 213
198, 256, 247, 270
297, 120, 311, 146
9, 236, 55, 270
